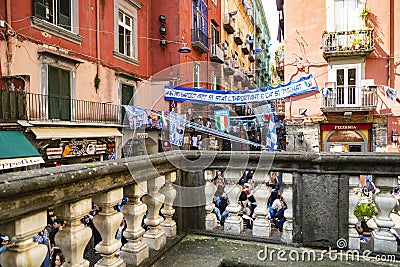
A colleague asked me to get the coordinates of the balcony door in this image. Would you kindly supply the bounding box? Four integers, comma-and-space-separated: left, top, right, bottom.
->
48, 66, 71, 120
332, 64, 361, 107
333, 0, 364, 31
121, 83, 134, 123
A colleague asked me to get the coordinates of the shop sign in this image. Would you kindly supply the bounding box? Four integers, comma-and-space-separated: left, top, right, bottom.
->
135, 133, 148, 139
0, 156, 44, 170
321, 124, 371, 131
46, 147, 63, 155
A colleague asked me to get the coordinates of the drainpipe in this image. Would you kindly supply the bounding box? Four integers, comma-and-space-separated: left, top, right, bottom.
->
96, 0, 101, 92
6, 0, 12, 76
388, 0, 394, 88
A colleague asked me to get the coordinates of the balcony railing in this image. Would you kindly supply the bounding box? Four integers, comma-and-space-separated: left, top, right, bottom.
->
210, 44, 224, 63
322, 28, 374, 59
1, 151, 400, 266
191, 28, 209, 53
321, 86, 377, 112
0, 90, 122, 124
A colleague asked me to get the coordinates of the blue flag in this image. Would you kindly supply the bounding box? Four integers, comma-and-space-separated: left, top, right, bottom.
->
267, 113, 277, 151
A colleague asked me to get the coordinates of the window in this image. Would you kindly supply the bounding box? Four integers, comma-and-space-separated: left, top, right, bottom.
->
333, 0, 364, 31
118, 11, 133, 57
211, 73, 217, 90
113, 0, 141, 65
31, 0, 82, 43
194, 62, 200, 88
33, 0, 71, 30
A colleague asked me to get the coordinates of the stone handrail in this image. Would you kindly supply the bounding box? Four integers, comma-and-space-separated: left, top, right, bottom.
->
1, 151, 400, 266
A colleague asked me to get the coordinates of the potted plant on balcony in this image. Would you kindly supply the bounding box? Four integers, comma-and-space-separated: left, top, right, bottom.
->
350, 37, 362, 50
360, 7, 371, 19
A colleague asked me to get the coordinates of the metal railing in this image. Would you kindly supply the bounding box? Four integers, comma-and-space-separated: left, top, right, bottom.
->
322, 28, 374, 55
321, 86, 377, 108
0, 90, 123, 124
191, 28, 209, 49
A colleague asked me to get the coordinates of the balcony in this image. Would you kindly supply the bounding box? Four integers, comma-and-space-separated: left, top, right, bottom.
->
322, 28, 374, 59
320, 85, 377, 113
191, 28, 209, 54
210, 44, 224, 63
248, 51, 255, 62
223, 14, 235, 34
2, 151, 400, 266
0, 90, 122, 124
223, 59, 236, 75
255, 23, 262, 34
241, 43, 250, 55
234, 30, 244, 45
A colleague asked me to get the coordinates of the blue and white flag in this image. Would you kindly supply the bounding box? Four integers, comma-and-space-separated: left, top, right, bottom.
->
322, 87, 330, 99
384, 86, 398, 101
252, 104, 272, 126
165, 74, 318, 104
266, 113, 277, 151
123, 106, 148, 130
169, 112, 186, 146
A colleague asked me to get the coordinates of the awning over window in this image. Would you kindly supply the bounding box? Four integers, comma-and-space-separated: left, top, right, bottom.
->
30, 127, 123, 139
0, 131, 44, 170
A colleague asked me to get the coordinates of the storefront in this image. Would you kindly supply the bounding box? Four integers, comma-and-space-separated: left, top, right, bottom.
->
0, 131, 44, 173
321, 124, 371, 152
29, 127, 122, 166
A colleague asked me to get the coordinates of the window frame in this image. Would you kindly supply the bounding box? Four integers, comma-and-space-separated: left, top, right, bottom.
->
113, 0, 141, 66
31, 0, 82, 44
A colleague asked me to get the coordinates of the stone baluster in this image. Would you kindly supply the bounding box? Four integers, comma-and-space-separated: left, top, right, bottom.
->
372, 176, 398, 253
204, 170, 218, 230
281, 173, 293, 242
54, 198, 93, 267
0, 211, 48, 267
120, 181, 149, 266
142, 176, 166, 250
93, 188, 125, 267
348, 175, 360, 250
252, 170, 272, 237
223, 169, 244, 234
160, 172, 177, 237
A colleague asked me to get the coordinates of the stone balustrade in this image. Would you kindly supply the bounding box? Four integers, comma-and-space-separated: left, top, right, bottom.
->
0, 151, 400, 266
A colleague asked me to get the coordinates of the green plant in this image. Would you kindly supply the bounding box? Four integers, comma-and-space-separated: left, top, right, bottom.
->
360, 7, 371, 19
94, 73, 100, 90
350, 37, 362, 46
354, 202, 378, 222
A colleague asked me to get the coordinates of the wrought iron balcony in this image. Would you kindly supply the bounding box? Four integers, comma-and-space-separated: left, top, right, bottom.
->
248, 51, 255, 62
210, 44, 224, 63
223, 14, 235, 34
320, 86, 377, 112
322, 28, 374, 59
0, 90, 123, 124
191, 28, 209, 53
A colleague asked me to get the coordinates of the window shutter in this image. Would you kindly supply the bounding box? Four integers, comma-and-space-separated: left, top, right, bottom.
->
33, 0, 47, 20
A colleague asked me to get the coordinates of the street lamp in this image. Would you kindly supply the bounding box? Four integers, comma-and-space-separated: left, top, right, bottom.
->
391, 129, 398, 146
178, 36, 191, 54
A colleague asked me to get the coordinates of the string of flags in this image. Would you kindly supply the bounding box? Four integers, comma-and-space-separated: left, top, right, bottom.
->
122, 106, 280, 151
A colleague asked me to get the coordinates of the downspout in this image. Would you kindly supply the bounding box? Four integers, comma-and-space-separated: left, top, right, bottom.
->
388, 0, 394, 88
96, 0, 101, 92
6, 0, 12, 76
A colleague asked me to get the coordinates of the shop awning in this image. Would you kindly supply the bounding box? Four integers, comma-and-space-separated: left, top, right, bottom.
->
0, 131, 44, 170
30, 127, 123, 139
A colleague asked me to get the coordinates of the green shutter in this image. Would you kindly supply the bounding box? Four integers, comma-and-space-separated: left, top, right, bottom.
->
48, 66, 71, 121
121, 84, 134, 122
58, 0, 71, 30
